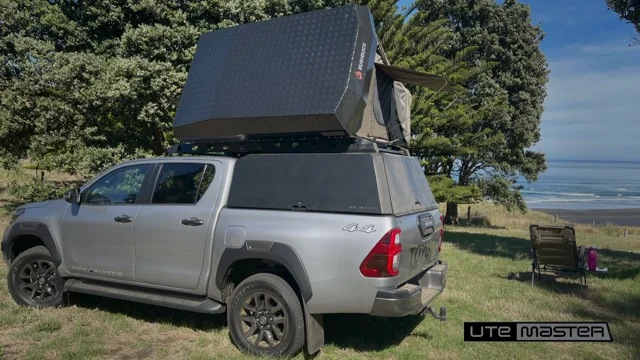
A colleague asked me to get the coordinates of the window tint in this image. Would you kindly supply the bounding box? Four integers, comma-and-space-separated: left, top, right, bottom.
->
152, 163, 211, 204
383, 154, 437, 215
197, 165, 216, 202
86, 165, 149, 205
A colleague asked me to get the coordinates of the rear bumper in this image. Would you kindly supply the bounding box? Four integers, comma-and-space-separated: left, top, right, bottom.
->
370, 260, 447, 317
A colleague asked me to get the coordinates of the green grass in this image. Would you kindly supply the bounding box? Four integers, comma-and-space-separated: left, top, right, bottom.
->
0, 183, 638, 358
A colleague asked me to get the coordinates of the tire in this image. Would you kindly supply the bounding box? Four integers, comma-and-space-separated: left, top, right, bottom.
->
227, 273, 305, 357
7, 246, 64, 308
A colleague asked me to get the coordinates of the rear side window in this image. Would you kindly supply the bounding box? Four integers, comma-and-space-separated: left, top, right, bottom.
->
383, 154, 437, 215
152, 163, 214, 204
197, 165, 216, 201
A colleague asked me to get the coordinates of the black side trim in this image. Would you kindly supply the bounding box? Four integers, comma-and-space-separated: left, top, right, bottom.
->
216, 242, 313, 302
1, 222, 62, 266
65, 279, 225, 314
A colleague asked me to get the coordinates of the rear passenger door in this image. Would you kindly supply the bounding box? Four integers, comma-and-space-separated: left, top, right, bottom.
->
133, 162, 219, 290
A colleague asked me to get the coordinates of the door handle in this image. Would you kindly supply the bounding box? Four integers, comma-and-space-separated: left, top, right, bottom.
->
114, 215, 133, 223
181, 217, 204, 226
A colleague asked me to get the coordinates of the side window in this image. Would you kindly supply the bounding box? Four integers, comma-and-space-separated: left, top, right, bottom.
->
152, 163, 215, 205
197, 165, 216, 202
85, 165, 150, 205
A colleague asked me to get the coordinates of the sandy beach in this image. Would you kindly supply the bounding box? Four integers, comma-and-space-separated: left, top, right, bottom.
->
534, 208, 640, 227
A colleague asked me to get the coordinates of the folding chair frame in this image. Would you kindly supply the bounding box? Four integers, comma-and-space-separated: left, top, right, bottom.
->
531, 257, 587, 292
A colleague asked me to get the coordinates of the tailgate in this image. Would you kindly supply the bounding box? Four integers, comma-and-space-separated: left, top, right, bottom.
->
396, 208, 442, 283
381, 153, 442, 284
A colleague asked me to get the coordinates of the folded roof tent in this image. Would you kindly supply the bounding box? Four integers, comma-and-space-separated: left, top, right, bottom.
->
173, 5, 452, 149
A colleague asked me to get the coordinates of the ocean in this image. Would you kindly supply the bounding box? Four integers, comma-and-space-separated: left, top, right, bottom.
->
519, 160, 640, 210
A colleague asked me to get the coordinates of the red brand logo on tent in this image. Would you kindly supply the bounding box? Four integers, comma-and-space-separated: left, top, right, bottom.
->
355, 71, 363, 80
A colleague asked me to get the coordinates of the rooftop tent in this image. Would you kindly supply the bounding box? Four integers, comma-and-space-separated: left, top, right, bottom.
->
173, 5, 377, 142
355, 52, 453, 147
172, 4, 452, 148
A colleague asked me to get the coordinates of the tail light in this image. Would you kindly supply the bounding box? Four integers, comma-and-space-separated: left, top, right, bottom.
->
359, 228, 402, 277
438, 215, 444, 252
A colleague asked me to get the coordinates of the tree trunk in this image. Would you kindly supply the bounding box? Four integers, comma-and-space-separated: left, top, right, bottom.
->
445, 202, 459, 225
151, 126, 165, 156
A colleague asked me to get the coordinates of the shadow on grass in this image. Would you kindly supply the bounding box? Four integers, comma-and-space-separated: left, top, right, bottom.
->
447, 232, 531, 260
504, 271, 587, 295
72, 293, 227, 331
72, 294, 423, 352
323, 314, 423, 351
570, 293, 640, 359
448, 231, 640, 280
452, 223, 508, 230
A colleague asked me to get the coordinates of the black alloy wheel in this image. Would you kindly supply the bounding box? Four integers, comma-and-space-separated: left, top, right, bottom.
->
227, 273, 305, 357
8, 246, 64, 307
238, 291, 288, 349
17, 259, 59, 302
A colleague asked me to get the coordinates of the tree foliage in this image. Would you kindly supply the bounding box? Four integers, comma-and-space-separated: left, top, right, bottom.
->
1, 0, 548, 211
607, 0, 640, 45
0, 0, 352, 178
367, 1, 493, 214
407, 0, 549, 221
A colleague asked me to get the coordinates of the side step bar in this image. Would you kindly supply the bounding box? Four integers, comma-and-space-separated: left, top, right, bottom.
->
64, 279, 225, 314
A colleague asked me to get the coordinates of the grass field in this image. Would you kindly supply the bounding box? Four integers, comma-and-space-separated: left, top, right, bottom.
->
0, 170, 639, 359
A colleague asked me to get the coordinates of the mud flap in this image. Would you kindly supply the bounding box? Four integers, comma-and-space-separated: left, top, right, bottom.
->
303, 301, 324, 355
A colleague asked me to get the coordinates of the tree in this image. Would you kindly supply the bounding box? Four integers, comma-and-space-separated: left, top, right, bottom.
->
366, 0, 496, 216
607, 0, 640, 45
1, 0, 547, 215
0, 0, 354, 178
410, 0, 549, 223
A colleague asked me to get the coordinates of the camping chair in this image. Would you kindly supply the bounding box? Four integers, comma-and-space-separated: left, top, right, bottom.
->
529, 224, 587, 292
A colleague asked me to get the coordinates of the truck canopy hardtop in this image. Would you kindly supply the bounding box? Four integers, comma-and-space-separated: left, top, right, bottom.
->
228, 152, 437, 216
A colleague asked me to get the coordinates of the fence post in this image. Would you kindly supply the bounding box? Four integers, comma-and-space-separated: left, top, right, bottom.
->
467, 206, 471, 221
624, 228, 628, 238
554, 215, 558, 224
592, 221, 595, 228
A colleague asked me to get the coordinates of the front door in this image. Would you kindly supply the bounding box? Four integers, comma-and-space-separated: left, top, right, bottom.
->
63, 164, 153, 281
133, 162, 220, 290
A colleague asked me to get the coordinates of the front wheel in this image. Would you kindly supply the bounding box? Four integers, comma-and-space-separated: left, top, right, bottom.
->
227, 273, 305, 357
7, 246, 64, 307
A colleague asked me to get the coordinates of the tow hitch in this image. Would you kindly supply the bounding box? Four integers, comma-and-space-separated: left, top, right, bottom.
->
421, 306, 447, 322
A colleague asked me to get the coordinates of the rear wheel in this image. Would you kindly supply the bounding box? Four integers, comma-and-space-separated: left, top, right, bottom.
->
7, 246, 64, 307
227, 273, 305, 357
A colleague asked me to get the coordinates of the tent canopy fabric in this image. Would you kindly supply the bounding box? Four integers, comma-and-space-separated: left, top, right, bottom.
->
374, 63, 454, 93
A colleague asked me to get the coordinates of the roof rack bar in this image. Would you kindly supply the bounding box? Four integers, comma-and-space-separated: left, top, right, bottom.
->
166, 136, 409, 156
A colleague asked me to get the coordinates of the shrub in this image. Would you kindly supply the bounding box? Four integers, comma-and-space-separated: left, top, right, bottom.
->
599, 222, 620, 236
7, 180, 67, 203
36, 146, 154, 181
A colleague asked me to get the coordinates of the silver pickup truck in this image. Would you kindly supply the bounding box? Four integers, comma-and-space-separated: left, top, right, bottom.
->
2, 148, 447, 357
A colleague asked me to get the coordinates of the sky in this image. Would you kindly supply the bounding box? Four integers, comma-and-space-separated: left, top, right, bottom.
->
399, 0, 639, 161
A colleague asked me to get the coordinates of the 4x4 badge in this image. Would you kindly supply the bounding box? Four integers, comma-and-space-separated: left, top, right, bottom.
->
342, 223, 376, 233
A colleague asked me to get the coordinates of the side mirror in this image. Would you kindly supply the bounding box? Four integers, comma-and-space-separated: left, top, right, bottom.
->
64, 188, 81, 205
